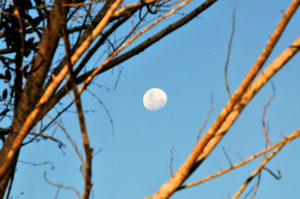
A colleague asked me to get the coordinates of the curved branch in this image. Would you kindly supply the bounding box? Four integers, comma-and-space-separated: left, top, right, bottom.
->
224, 7, 236, 97
44, 171, 81, 199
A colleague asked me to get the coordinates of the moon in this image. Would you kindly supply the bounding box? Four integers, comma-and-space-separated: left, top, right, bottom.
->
143, 88, 167, 111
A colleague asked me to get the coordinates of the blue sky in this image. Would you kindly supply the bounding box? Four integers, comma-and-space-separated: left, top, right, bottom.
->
9, 0, 300, 198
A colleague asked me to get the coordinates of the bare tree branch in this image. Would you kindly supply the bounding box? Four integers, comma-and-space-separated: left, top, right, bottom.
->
178, 128, 300, 190
197, 93, 214, 141
0, 0, 122, 182
224, 7, 236, 97
169, 146, 174, 176
248, 171, 261, 199
44, 171, 81, 199
222, 147, 233, 167
261, 83, 276, 148
262, 167, 281, 180
147, 1, 300, 197
60, 2, 94, 197
0, 0, 298, 198
232, 133, 291, 199
46, 115, 85, 165
86, 89, 115, 135
38, 0, 217, 127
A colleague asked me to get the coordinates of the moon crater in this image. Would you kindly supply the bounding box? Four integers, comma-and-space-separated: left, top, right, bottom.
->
143, 88, 167, 111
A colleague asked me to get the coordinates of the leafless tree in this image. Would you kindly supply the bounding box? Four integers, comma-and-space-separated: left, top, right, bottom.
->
0, 0, 299, 198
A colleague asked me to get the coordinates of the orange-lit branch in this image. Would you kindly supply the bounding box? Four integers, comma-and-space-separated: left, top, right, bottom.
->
147, 1, 300, 198
78, 0, 200, 94
0, 0, 123, 181
179, 128, 300, 190
232, 129, 300, 199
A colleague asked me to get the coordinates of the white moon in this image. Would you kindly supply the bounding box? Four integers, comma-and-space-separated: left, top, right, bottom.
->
143, 88, 167, 111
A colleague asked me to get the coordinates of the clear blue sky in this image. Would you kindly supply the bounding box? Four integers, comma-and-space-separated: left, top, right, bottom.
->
10, 0, 300, 198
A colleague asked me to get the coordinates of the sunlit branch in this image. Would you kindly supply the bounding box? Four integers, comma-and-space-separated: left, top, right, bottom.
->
61, 5, 94, 197
232, 129, 300, 199
195, 0, 300, 164
73, 8, 139, 76
0, 0, 123, 181
79, 0, 215, 93
85, 0, 218, 76
178, 128, 300, 190
147, 1, 300, 198
42, 0, 117, 91
41, 0, 217, 123
196, 35, 300, 170
113, 0, 160, 18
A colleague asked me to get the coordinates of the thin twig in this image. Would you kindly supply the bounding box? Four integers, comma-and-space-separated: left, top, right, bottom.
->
13, 192, 24, 199
86, 89, 115, 135
113, 67, 123, 90
262, 167, 281, 180
224, 7, 236, 97
44, 171, 81, 199
18, 160, 55, 169
27, 132, 66, 148
262, 83, 276, 147
237, 154, 244, 162
170, 146, 175, 176
222, 147, 233, 167
248, 171, 261, 199
22, 102, 73, 146
4, 161, 17, 199
46, 115, 85, 165
197, 93, 214, 141
54, 186, 61, 199
92, 148, 103, 157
